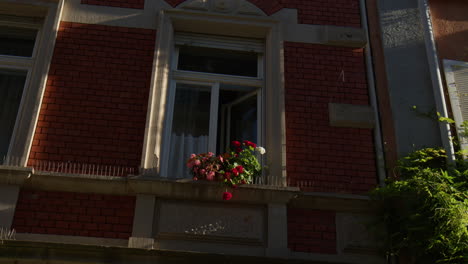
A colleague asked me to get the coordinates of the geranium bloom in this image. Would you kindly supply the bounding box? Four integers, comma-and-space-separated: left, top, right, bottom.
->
255, 146, 266, 155
236, 165, 244, 174
206, 171, 215, 181
222, 192, 233, 200
243, 140, 257, 148
231, 141, 241, 147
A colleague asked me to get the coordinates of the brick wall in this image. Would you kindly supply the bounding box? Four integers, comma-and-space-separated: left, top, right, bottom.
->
12, 190, 135, 239
288, 209, 336, 254
81, 0, 145, 9
281, 0, 361, 27
164, 0, 360, 27
284, 42, 377, 195
28, 22, 156, 172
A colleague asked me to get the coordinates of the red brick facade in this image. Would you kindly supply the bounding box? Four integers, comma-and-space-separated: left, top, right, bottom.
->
164, 0, 361, 27
28, 22, 155, 172
6, 0, 376, 255
288, 209, 337, 254
284, 42, 377, 195
81, 0, 145, 9
12, 190, 135, 239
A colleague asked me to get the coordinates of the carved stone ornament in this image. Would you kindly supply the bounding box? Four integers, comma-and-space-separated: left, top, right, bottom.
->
178, 0, 266, 16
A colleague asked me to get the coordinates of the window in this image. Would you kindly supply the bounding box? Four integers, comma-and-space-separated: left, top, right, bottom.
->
160, 33, 264, 178
443, 59, 468, 153
0, 18, 41, 160
0, 1, 61, 165
141, 9, 285, 186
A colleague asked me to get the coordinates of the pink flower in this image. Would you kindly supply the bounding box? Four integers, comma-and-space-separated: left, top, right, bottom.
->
222, 192, 233, 200
186, 161, 194, 168
200, 169, 206, 175
231, 141, 241, 147
218, 155, 224, 163
190, 154, 196, 159
208, 152, 214, 157
207, 171, 215, 180
194, 160, 201, 166
193, 177, 198, 181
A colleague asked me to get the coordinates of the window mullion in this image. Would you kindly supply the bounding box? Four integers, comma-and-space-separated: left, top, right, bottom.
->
208, 83, 220, 153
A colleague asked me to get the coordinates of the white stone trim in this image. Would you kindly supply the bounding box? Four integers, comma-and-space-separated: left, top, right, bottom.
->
15, 233, 128, 247
0, 184, 20, 229
130, 194, 156, 239
141, 9, 286, 186
265, 203, 289, 257
61, 0, 169, 29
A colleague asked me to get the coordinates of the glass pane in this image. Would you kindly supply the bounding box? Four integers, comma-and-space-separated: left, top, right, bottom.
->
178, 46, 258, 77
167, 83, 212, 178
0, 69, 27, 159
0, 26, 37, 57
217, 85, 258, 153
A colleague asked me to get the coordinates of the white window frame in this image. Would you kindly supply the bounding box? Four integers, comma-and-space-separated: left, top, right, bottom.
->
141, 9, 286, 186
0, 17, 42, 160
443, 59, 468, 153
0, 0, 64, 166
159, 42, 264, 178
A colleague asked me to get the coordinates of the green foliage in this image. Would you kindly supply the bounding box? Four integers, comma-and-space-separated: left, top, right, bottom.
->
372, 148, 468, 263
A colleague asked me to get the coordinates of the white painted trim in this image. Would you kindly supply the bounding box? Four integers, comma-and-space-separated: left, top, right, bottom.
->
443, 59, 468, 153
419, 0, 456, 162
172, 70, 262, 87
208, 83, 220, 153
15, 233, 128, 247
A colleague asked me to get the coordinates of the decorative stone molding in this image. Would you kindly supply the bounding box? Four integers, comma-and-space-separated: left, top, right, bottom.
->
155, 200, 265, 246
336, 213, 384, 255
329, 103, 376, 129
178, 0, 266, 16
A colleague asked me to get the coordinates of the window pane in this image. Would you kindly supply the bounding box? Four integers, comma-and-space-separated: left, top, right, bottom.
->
217, 85, 258, 153
178, 46, 258, 77
167, 83, 212, 178
0, 69, 27, 159
0, 26, 37, 57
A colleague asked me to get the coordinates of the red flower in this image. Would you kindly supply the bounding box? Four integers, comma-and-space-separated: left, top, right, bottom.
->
224, 172, 232, 180
243, 140, 257, 148
232, 168, 239, 176
241, 179, 247, 184
231, 141, 241, 147
236, 165, 244, 174
222, 192, 233, 200
193, 177, 198, 181
235, 147, 242, 153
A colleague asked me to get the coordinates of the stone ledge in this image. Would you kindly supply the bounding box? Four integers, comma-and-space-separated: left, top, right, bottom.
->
289, 192, 378, 213
0, 240, 358, 264
0, 166, 32, 185
0, 167, 300, 205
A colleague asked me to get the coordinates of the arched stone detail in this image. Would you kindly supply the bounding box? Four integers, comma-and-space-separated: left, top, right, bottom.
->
178, 0, 266, 16
166, 0, 282, 16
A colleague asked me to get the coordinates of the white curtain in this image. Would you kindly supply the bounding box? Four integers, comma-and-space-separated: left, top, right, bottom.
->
167, 133, 208, 179
163, 83, 211, 179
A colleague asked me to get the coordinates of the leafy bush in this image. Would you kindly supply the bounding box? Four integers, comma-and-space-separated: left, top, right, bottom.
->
371, 148, 468, 263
